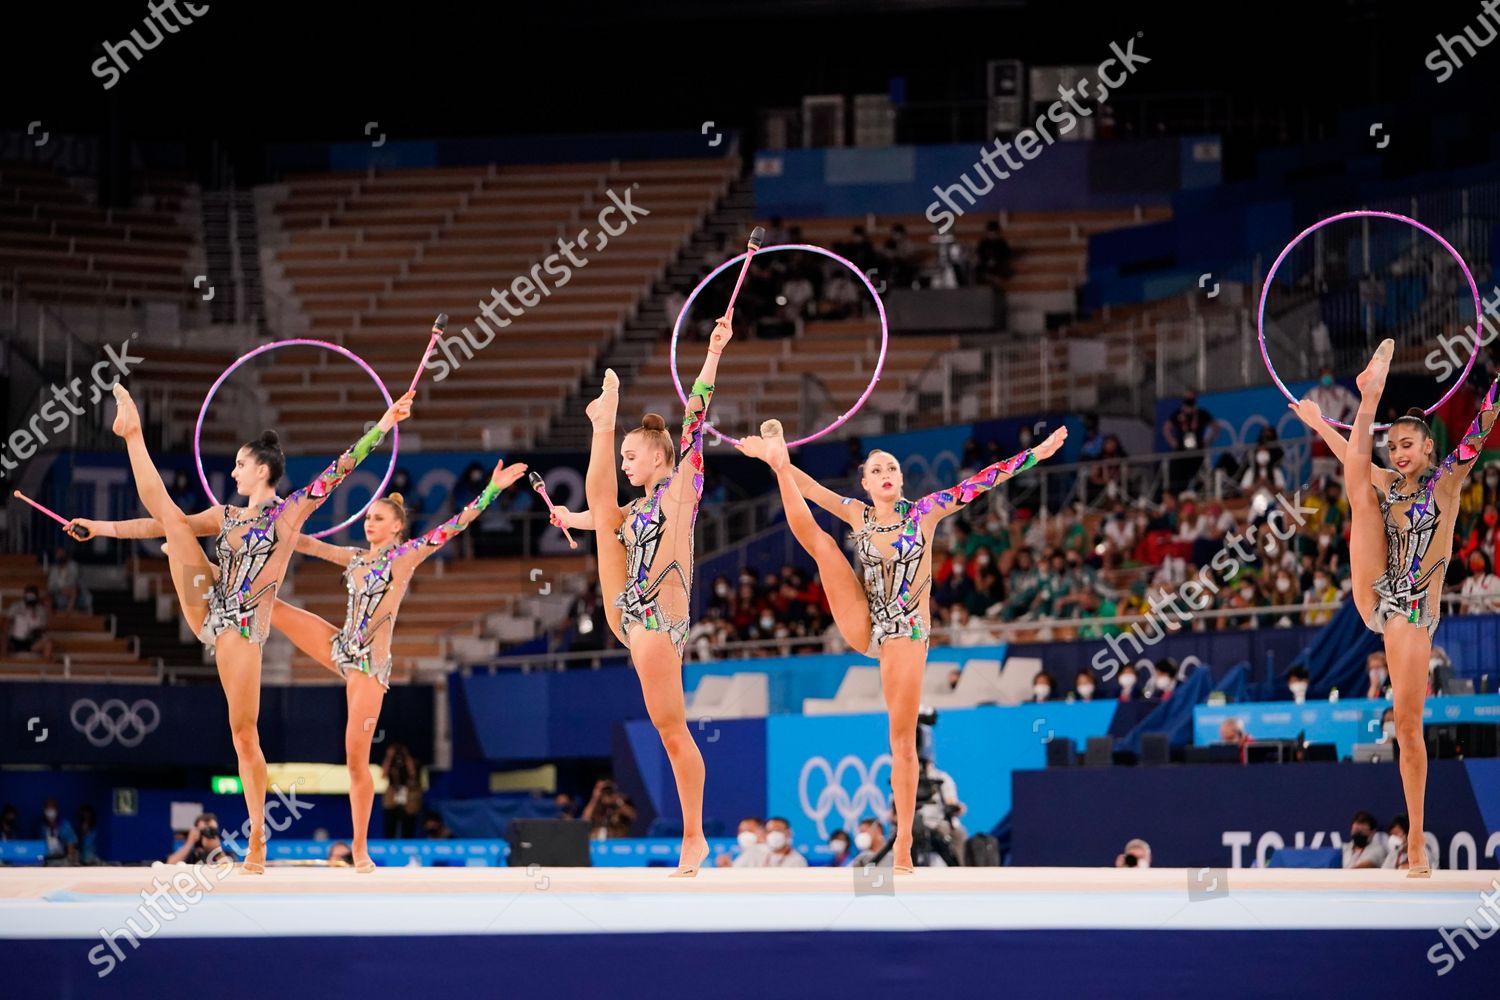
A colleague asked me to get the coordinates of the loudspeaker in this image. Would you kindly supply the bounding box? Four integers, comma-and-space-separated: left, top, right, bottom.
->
507, 819, 593, 867
1045, 738, 1077, 768
1140, 732, 1170, 766
1085, 736, 1114, 767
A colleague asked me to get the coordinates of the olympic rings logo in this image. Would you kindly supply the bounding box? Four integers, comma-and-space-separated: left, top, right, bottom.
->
798, 753, 893, 840
70, 698, 161, 748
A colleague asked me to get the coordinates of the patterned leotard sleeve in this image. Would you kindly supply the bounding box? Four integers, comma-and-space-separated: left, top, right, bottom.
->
199, 424, 390, 649
281, 424, 390, 524
910, 448, 1038, 521
613, 377, 714, 657
331, 481, 502, 687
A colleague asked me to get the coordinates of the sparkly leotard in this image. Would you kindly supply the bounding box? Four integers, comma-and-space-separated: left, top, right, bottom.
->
612, 377, 714, 659
1368, 376, 1497, 637
854, 448, 1038, 656
198, 425, 388, 652
330, 482, 502, 687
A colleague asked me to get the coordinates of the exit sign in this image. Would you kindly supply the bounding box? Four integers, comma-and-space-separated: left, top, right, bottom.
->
212, 776, 243, 794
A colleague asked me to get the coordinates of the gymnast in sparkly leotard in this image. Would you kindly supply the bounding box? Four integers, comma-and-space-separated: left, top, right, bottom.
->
69, 385, 413, 876
735, 421, 1067, 872
1293, 342, 1497, 877
544, 313, 733, 878
270, 457, 528, 872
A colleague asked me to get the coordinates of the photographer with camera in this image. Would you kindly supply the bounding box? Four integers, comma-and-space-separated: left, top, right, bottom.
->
1114, 838, 1151, 868
916, 756, 967, 867
382, 742, 423, 839
584, 777, 637, 840
167, 812, 236, 865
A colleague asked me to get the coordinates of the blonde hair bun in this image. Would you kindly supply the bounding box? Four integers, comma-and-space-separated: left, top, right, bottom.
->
386, 492, 404, 506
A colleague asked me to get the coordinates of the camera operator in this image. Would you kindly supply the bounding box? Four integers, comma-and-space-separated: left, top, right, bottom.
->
1114, 838, 1151, 868
583, 778, 636, 840
915, 756, 967, 867
167, 813, 235, 865
382, 742, 423, 839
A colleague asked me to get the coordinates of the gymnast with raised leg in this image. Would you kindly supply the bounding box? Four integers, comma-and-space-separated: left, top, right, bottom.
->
546, 313, 733, 876
734, 421, 1067, 871
268, 457, 529, 872
1292, 342, 1498, 876
67, 386, 414, 873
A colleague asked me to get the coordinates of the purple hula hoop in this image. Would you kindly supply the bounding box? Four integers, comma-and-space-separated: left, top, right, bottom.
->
670, 243, 889, 448
193, 339, 398, 540
1257, 209, 1482, 431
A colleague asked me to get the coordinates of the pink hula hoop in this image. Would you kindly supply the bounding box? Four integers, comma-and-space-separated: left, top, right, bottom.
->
670, 243, 888, 448
1256, 209, 1482, 431
193, 339, 398, 540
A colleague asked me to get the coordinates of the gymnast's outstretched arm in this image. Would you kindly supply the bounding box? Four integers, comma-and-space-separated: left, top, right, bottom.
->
1289, 398, 1398, 487
293, 535, 359, 567
1449, 375, 1498, 475
67, 507, 223, 541
281, 391, 414, 524
548, 506, 597, 531
785, 463, 866, 528
389, 459, 528, 567
663, 314, 731, 506
914, 427, 1066, 525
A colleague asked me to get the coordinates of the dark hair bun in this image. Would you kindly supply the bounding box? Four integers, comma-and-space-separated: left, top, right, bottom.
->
641, 413, 667, 432
1404, 408, 1426, 420
259, 430, 281, 449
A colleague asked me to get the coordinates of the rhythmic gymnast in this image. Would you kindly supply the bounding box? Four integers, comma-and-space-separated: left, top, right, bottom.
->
734, 420, 1066, 872
546, 312, 733, 876
68, 385, 414, 874
1292, 341, 1498, 877
268, 457, 529, 872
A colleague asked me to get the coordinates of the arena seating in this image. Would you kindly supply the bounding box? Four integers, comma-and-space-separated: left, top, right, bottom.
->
259, 159, 739, 454
0, 160, 199, 311
0, 554, 159, 681
630, 317, 954, 439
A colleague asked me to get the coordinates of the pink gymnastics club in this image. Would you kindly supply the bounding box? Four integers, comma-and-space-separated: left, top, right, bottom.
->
407, 314, 448, 395
723, 226, 766, 314
13, 490, 86, 539
529, 471, 577, 550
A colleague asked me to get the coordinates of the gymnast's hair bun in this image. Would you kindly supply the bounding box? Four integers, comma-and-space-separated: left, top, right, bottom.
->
385, 492, 405, 507
1404, 407, 1427, 420
641, 413, 667, 433
258, 430, 281, 449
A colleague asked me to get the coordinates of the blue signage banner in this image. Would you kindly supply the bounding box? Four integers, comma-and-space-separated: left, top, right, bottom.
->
765, 701, 1118, 840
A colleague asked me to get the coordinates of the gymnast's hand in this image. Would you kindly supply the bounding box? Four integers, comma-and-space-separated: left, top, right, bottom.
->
1034, 426, 1068, 461
65, 518, 102, 541
709, 312, 734, 354
491, 459, 529, 491
1288, 397, 1324, 429
733, 434, 769, 462
377, 391, 417, 433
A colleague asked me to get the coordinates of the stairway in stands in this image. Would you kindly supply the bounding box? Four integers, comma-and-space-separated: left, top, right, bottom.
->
89, 589, 204, 672
543, 176, 756, 451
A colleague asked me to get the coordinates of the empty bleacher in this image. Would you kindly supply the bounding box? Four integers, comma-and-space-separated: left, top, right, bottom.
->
258, 159, 739, 453
0, 161, 200, 311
